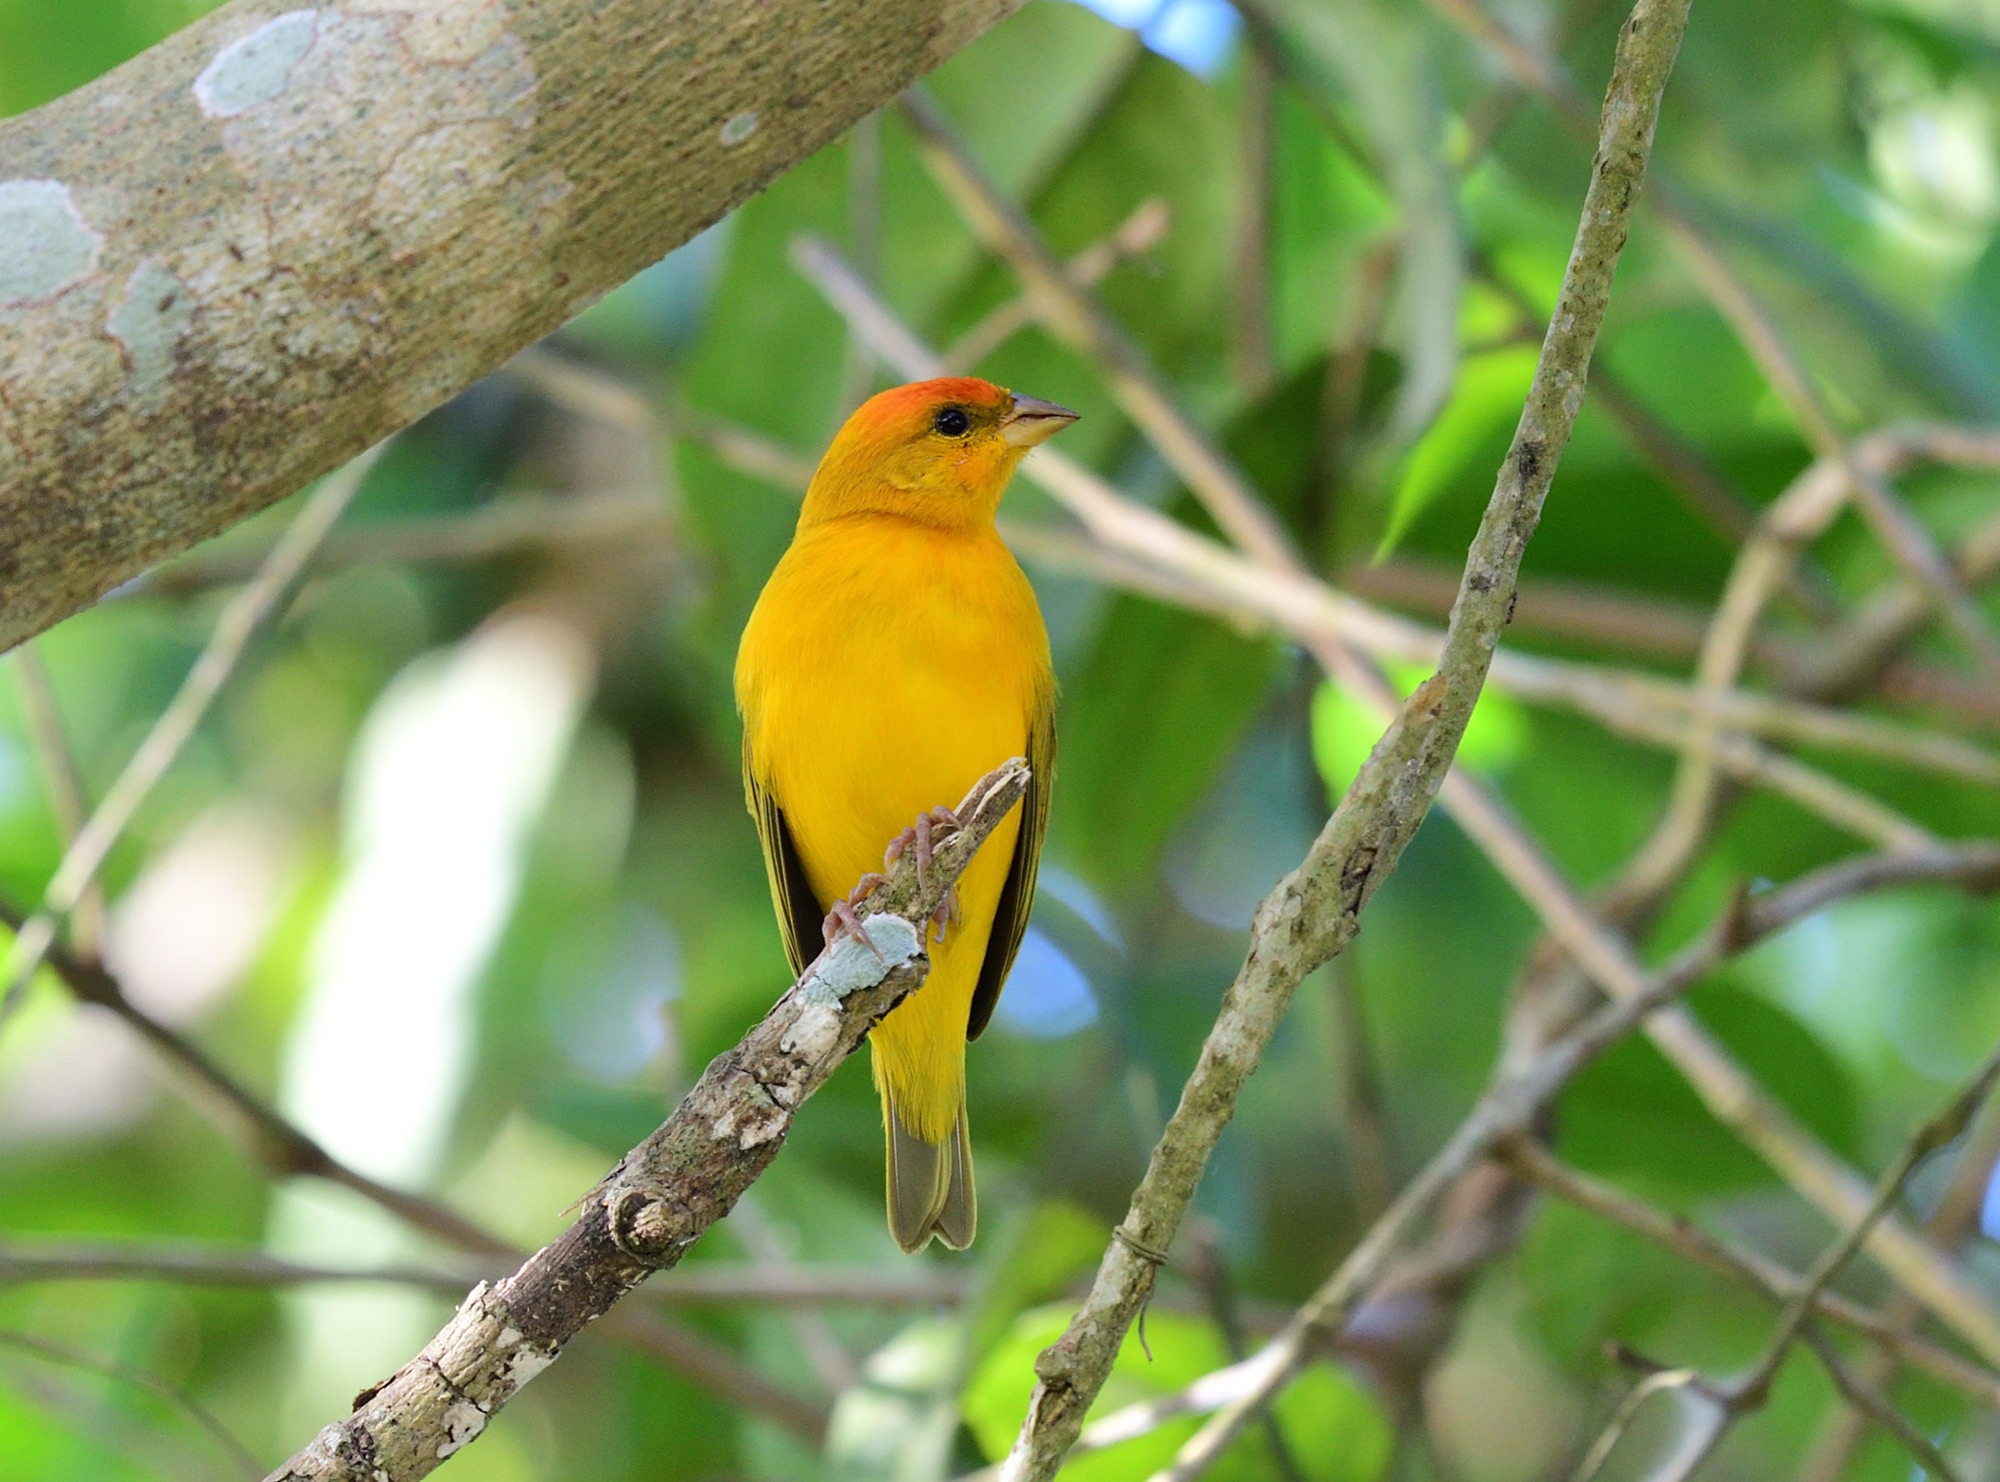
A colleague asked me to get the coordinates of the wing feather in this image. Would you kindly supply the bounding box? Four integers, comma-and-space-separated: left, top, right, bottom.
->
967, 703, 1054, 1040
746, 741, 823, 979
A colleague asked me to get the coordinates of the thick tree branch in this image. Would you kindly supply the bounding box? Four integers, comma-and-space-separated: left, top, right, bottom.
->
263, 760, 1029, 1482
0, 0, 1025, 653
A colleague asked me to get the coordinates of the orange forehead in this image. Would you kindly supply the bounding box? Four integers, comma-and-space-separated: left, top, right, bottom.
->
848, 377, 1012, 434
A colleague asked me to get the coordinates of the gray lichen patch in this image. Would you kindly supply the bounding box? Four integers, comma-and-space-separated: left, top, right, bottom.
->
0, 180, 103, 306
194, 10, 320, 117
107, 259, 194, 394
799, 915, 921, 1008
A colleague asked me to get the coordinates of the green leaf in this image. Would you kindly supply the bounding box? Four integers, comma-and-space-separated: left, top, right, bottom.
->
1053, 596, 1280, 886
962, 1303, 1391, 1481
1515, 1198, 1688, 1373
1377, 346, 1538, 559
1561, 979, 1860, 1194
1247, 0, 1462, 445
1309, 667, 1525, 798
967, 1200, 1117, 1362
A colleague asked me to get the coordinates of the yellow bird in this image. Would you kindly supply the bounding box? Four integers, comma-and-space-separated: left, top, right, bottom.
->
735, 377, 1074, 1251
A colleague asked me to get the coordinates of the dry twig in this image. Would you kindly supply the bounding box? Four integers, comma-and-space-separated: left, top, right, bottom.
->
1, 445, 387, 1026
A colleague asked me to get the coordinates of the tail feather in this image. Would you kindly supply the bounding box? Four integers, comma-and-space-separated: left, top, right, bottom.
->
884, 1091, 977, 1253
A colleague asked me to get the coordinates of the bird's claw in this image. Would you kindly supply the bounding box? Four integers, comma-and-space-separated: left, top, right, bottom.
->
882, 806, 965, 897
930, 885, 962, 945
821, 874, 889, 962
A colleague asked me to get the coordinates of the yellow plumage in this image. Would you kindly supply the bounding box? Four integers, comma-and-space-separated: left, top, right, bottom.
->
734, 377, 1070, 1251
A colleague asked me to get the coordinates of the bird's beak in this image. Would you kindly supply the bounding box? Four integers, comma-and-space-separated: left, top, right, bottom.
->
1000, 394, 1080, 449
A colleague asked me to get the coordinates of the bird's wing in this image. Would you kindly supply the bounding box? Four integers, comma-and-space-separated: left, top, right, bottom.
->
746, 743, 822, 980
967, 700, 1055, 1041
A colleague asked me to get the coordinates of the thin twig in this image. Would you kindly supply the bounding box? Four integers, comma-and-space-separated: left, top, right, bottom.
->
9, 645, 107, 960
0, 444, 388, 1026
944, 199, 1172, 373
1796, 1098, 2000, 1482
1616, 452, 1869, 905
0, 1327, 263, 1479
1504, 1141, 2000, 1415
139, 493, 670, 596
1569, 1044, 2000, 1482
0, 1240, 967, 1306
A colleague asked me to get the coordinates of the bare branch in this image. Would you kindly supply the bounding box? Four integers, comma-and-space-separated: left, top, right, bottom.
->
0, 1239, 966, 1306
262, 761, 1030, 1481
1, 444, 385, 1025
1504, 1142, 2000, 1416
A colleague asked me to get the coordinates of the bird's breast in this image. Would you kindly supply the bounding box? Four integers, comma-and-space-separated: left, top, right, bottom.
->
738, 518, 1049, 900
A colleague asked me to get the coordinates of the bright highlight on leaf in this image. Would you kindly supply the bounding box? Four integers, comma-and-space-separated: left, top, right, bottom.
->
1310, 666, 1525, 798
962, 1302, 1393, 1481
1377, 346, 1541, 559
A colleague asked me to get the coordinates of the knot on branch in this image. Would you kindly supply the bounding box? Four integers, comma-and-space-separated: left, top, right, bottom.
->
607, 1187, 699, 1266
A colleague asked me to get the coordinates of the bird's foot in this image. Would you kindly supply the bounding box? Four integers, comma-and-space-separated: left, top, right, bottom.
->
930, 885, 962, 945
883, 806, 964, 895
821, 873, 889, 961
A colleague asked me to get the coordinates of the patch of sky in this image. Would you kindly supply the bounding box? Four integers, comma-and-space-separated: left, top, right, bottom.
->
1067, 0, 1240, 78
1035, 863, 1126, 954
541, 902, 681, 1081
993, 926, 1100, 1039
0, 733, 22, 816
1167, 719, 1318, 932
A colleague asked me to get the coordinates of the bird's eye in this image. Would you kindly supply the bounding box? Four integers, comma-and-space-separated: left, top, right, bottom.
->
933, 407, 972, 438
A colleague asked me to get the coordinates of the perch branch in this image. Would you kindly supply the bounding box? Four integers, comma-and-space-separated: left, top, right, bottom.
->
261, 760, 1029, 1481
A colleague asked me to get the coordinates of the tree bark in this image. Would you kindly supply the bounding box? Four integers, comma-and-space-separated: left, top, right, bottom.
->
0, 0, 1023, 652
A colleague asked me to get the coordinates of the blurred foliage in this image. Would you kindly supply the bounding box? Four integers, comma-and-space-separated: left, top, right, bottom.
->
3, 0, 2000, 1479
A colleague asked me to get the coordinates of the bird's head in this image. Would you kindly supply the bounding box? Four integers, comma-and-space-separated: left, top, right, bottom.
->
800, 377, 1078, 531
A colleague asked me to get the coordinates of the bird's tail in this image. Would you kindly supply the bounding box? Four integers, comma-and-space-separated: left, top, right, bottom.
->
883, 1087, 975, 1253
